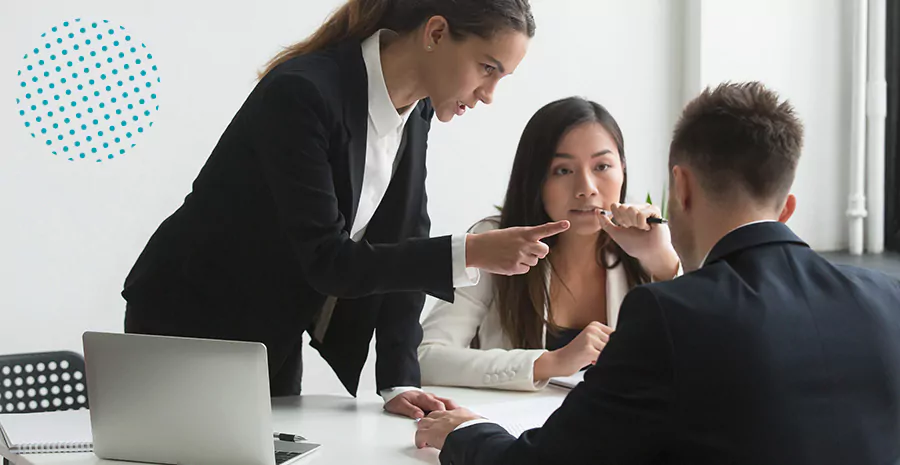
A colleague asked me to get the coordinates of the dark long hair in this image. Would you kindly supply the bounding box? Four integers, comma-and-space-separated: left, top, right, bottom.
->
494, 97, 650, 349
259, 0, 535, 78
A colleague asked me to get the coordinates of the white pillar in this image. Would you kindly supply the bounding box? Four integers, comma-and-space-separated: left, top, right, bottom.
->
849, 0, 870, 255
866, 0, 887, 254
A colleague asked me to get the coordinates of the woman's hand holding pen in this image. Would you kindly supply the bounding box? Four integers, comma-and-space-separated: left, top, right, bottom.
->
597, 203, 679, 281
465, 220, 570, 275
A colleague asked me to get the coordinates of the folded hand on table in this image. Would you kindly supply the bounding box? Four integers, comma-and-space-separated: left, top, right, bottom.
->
384, 390, 459, 420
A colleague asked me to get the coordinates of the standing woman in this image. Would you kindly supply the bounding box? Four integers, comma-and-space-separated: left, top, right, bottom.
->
122, 0, 562, 419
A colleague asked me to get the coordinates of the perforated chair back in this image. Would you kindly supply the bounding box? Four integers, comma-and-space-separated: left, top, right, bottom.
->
0, 351, 89, 414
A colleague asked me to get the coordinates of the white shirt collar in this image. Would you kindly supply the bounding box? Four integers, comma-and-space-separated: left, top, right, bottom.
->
699, 220, 778, 268
361, 30, 417, 137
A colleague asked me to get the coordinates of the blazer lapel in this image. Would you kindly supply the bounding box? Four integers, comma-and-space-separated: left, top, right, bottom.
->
361, 100, 431, 242
337, 41, 368, 229
315, 100, 433, 396
604, 252, 629, 329
541, 264, 551, 348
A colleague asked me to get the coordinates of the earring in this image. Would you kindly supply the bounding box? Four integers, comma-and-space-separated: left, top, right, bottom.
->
426, 45, 433, 51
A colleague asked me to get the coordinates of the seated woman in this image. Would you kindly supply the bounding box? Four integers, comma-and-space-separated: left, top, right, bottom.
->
418, 97, 680, 391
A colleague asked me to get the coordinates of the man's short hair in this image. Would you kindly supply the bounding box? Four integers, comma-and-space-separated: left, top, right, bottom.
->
670, 81, 804, 205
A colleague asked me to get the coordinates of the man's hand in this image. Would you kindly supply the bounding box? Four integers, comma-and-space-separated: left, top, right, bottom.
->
383, 390, 459, 420
415, 408, 482, 450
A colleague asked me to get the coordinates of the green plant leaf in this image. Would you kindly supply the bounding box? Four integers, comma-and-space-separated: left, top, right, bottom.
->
661, 182, 668, 218
646, 192, 653, 205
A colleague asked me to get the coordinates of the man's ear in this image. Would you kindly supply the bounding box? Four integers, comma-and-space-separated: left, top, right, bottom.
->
671, 165, 692, 212
778, 194, 796, 223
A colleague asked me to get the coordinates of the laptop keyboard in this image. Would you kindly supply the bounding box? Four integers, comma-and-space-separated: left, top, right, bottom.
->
275, 451, 303, 464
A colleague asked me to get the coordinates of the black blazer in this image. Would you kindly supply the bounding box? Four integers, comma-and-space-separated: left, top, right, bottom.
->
122, 40, 454, 395
443, 222, 900, 465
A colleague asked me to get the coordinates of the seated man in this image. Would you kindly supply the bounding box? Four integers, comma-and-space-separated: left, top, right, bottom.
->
415, 81, 900, 465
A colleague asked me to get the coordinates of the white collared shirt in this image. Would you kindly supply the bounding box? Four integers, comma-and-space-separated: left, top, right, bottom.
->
353, 30, 477, 287
351, 30, 416, 241
356, 30, 478, 404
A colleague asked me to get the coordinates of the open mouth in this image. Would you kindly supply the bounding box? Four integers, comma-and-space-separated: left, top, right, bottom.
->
455, 101, 467, 116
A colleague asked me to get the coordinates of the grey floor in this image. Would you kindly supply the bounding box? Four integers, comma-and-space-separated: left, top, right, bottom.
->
820, 250, 900, 280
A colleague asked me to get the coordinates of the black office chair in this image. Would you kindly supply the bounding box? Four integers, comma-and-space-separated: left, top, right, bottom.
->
0, 351, 89, 414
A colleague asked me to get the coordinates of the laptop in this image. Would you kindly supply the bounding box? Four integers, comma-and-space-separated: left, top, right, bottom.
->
82, 331, 320, 465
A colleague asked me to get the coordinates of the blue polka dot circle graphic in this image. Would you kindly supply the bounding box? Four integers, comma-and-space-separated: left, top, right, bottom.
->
15, 19, 160, 162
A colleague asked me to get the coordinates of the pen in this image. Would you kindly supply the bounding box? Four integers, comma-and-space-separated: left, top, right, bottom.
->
599, 209, 667, 225
273, 432, 306, 442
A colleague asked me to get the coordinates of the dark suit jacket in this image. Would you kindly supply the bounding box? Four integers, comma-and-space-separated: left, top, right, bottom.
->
122, 40, 454, 395
443, 222, 900, 465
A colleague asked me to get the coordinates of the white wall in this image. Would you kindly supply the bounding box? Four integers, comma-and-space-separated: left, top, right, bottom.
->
0, 0, 854, 392
696, 0, 853, 252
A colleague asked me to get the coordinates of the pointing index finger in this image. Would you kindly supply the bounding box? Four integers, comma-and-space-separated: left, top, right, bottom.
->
526, 220, 570, 241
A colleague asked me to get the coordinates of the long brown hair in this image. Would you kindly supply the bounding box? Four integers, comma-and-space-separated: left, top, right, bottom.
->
494, 97, 650, 349
259, 0, 536, 79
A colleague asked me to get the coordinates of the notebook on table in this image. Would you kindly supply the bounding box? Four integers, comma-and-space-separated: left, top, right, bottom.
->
0, 409, 92, 454
548, 370, 585, 389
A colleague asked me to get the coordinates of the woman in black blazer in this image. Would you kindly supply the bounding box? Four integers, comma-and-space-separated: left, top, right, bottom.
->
122, 0, 566, 419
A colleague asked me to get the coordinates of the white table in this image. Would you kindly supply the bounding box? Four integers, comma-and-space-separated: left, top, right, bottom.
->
5, 386, 569, 465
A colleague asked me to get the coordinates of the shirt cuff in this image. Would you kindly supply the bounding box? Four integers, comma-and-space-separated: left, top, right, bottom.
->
451, 234, 480, 288
454, 418, 500, 432
379, 386, 422, 404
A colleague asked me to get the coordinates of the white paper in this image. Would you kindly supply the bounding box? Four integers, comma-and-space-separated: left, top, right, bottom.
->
467, 396, 565, 437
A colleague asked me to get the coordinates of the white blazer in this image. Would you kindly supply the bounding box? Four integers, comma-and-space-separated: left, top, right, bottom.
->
418, 221, 632, 391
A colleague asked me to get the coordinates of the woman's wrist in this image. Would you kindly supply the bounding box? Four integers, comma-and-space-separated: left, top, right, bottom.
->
639, 246, 680, 281
533, 351, 558, 381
